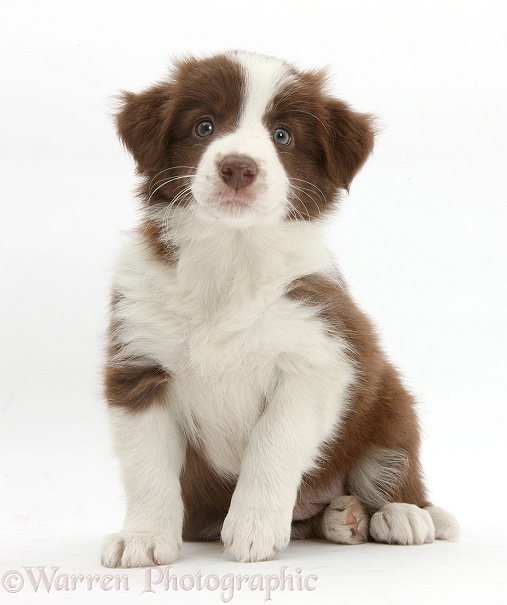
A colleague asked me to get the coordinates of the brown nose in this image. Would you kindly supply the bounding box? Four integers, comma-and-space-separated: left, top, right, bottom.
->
220, 156, 258, 190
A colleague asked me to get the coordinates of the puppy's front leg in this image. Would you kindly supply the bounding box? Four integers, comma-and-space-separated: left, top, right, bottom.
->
101, 403, 185, 568
222, 365, 349, 562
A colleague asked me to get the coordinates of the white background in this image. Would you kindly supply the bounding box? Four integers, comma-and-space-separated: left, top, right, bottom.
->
1, 0, 506, 603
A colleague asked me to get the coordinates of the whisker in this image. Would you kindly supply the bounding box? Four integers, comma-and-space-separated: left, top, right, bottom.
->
149, 174, 195, 197
289, 189, 315, 221
144, 186, 194, 238
171, 192, 194, 234
286, 196, 309, 222
291, 185, 321, 221
285, 200, 305, 237
149, 166, 197, 189
291, 185, 322, 220
290, 185, 324, 218
288, 178, 327, 204
148, 175, 195, 204
277, 151, 295, 160
147, 190, 193, 240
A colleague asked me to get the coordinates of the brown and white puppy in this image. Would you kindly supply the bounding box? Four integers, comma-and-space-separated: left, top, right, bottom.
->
101, 51, 458, 567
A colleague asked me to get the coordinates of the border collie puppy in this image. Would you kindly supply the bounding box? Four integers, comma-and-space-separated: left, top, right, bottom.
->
101, 50, 458, 567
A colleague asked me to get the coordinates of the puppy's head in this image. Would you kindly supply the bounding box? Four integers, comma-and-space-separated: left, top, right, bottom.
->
116, 51, 374, 227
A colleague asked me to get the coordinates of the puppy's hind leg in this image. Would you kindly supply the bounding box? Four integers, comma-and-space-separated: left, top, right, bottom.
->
348, 447, 453, 545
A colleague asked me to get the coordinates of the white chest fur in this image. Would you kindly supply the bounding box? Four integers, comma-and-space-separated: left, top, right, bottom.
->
111, 215, 351, 475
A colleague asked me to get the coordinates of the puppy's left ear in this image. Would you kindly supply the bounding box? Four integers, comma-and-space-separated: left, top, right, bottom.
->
323, 99, 375, 191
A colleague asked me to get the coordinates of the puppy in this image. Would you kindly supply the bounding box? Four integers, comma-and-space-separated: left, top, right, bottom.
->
101, 50, 458, 567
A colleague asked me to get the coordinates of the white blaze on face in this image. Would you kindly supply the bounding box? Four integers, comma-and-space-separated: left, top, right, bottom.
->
191, 52, 295, 226
235, 51, 293, 131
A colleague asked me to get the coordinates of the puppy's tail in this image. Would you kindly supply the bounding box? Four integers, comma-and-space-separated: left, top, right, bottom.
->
424, 505, 460, 541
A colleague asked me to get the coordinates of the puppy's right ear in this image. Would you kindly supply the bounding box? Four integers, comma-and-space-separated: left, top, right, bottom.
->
115, 84, 173, 173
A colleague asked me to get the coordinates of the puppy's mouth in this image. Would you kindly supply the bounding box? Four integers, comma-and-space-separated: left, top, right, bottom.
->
198, 186, 263, 219
223, 197, 249, 206
220, 195, 256, 210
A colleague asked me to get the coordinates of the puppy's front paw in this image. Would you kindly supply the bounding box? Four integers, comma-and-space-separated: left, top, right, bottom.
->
370, 503, 434, 545
101, 532, 181, 568
221, 506, 291, 563
321, 495, 369, 544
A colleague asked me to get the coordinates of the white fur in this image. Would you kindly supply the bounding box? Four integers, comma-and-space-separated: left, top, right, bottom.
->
101, 405, 185, 567
233, 50, 294, 129
220, 347, 354, 561
370, 503, 435, 545
424, 505, 460, 541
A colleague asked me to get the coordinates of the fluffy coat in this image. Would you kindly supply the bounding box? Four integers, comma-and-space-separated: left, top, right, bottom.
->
101, 51, 458, 567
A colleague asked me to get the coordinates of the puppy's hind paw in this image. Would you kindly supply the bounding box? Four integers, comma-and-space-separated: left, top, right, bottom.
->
424, 505, 460, 541
370, 503, 434, 545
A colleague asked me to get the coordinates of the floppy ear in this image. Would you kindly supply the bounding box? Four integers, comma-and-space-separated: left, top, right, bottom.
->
115, 84, 174, 173
323, 99, 375, 190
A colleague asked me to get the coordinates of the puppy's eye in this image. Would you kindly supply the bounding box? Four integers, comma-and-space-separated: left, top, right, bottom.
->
196, 120, 214, 137
273, 127, 292, 146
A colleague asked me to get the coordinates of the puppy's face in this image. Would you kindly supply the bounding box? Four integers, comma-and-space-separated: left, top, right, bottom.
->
116, 51, 374, 227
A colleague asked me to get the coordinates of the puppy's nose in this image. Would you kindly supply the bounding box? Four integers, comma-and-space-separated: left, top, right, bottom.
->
220, 156, 257, 190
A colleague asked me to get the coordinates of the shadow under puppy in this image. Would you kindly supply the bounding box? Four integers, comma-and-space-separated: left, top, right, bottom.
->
101, 50, 459, 567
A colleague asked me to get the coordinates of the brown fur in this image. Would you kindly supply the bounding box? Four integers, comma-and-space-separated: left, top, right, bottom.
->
181, 445, 235, 541
290, 274, 430, 512
104, 358, 171, 413
104, 294, 172, 414
139, 219, 178, 265
265, 72, 374, 218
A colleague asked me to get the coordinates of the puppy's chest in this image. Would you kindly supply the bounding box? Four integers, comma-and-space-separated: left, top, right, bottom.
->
115, 232, 334, 474
133, 260, 307, 475
124, 240, 317, 375
147, 265, 297, 377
